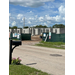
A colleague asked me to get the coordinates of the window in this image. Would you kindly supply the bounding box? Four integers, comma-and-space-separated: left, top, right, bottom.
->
41, 30, 42, 33
14, 30, 16, 33
46, 29, 49, 32
24, 30, 25, 33
17, 30, 19, 33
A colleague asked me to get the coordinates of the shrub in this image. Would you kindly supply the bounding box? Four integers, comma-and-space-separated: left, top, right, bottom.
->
11, 57, 22, 65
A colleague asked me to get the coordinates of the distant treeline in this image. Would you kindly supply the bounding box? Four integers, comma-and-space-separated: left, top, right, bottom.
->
9, 24, 65, 29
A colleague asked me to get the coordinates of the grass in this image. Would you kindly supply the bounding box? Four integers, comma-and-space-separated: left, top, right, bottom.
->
9, 39, 18, 40
35, 41, 65, 49
9, 65, 50, 75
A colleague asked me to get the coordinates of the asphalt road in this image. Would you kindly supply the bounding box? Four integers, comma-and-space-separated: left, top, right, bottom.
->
12, 44, 65, 75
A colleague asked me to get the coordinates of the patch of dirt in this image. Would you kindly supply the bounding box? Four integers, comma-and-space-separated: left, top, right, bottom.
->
22, 35, 42, 45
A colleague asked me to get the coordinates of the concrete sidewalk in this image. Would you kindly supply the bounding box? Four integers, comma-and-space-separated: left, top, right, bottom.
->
12, 45, 65, 75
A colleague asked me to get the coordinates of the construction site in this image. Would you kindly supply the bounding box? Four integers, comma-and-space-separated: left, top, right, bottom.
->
22, 35, 42, 45
9, 29, 65, 75
9, 18, 65, 75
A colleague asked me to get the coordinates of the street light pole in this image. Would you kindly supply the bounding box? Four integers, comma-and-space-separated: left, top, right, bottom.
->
23, 17, 25, 28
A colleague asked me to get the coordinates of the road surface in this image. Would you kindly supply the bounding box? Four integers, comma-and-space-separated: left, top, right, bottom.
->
12, 44, 65, 75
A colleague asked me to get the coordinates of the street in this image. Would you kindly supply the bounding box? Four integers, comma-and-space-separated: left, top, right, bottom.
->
12, 44, 65, 75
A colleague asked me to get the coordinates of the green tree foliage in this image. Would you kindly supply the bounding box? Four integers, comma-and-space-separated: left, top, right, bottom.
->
52, 24, 65, 28
23, 26, 29, 28
9, 26, 12, 29
12, 26, 17, 29
33, 25, 48, 28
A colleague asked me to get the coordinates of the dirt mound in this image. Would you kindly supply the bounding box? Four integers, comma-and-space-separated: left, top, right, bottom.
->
22, 35, 42, 45
31, 35, 42, 41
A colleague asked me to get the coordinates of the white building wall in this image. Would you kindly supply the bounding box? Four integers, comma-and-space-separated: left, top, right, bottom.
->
17, 29, 21, 33
45, 28, 49, 32
53, 28, 60, 34
32, 28, 34, 35
9, 29, 12, 33
35, 29, 38, 35
25, 29, 29, 33
57, 28, 60, 34
9, 28, 64, 35
22, 28, 30, 34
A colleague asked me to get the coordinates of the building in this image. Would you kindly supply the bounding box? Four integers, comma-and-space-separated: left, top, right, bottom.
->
9, 28, 65, 35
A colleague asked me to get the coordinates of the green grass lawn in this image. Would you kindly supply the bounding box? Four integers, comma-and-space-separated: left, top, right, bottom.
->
35, 41, 65, 49
9, 39, 20, 41
9, 65, 50, 75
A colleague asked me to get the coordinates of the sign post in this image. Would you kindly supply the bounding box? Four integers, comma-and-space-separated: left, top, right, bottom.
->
49, 32, 51, 39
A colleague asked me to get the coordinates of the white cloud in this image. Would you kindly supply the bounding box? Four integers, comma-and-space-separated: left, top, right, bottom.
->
39, 17, 44, 21
12, 21, 16, 26
9, 22, 10, 24
17, 14, 23, 19
29, 17, 34, 20
28, 21, 31, 24
10, 17, 15, 21
9, 0, 54, 7
33, 25, 37, 27
43, 5, 65, 23
9, 13, 11, 17
53, 15, 61, 22
47, 21, 51, 23
63, 17, 65, 20
30, 11, 32, 13
45, 15, 51, 20
9, 4, 65, 27
44, 22, 47, 25
35, 15, 38, 18
58, 5, 65, 17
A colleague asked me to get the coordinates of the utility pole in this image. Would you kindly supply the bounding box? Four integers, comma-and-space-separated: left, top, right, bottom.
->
23, 17, 25, 28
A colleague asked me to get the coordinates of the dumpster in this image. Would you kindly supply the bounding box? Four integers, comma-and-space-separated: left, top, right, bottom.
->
21, 33, 31, 40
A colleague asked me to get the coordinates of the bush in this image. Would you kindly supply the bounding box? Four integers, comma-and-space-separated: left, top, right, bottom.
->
11, 57, 22, 65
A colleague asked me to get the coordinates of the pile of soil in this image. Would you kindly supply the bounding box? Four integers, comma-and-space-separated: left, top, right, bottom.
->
31, 35, 42, 41
22, 35, 42, 45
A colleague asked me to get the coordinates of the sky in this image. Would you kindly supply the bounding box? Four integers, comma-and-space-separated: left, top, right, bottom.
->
9, 0, 65, 28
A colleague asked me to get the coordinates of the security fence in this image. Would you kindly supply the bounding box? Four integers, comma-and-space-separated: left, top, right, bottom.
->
42, 33, 65, 42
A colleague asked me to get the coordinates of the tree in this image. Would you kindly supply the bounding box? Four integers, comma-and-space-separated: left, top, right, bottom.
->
33, 25, 48, 28
42, 25, 47, 28
12, 26, 17, 29
52, 24, 65, 28
9, 26, 12, 29
23, 26, 29, 28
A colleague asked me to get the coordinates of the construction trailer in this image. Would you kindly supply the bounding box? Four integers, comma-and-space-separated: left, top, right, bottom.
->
9, 28, 65, 36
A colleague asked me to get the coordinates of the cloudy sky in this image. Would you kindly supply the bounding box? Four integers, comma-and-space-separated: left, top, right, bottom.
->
9, 0, 65, 28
